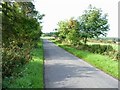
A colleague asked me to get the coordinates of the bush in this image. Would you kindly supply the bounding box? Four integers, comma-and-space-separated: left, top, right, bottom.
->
2, 41, 33, 78
78, 44, 114, 55
83, 44, 114, 54
116, 51, 120, 60
78, 44, 120, 60
89, 44, 101, 53
106, 40, 113, 44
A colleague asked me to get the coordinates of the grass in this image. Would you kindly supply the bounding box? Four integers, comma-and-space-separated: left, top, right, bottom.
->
5, 39, 44, 88
51, 39, 119, 80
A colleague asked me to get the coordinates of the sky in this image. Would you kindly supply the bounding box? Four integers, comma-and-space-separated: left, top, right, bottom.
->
34, 0, 119, 38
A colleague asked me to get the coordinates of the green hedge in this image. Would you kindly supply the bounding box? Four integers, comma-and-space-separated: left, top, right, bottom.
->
79, 44, 113, 54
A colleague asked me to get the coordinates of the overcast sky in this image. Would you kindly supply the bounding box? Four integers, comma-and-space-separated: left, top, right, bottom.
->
34, 0, 119, 38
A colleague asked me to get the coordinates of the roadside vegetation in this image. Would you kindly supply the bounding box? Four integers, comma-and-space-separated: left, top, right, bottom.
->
50, 39, 118, 79
47, 4, 119, 79
2, 2, 44, 88
3, 40, 44, 88
51, 5, 120, 61
86, 38, 120, 51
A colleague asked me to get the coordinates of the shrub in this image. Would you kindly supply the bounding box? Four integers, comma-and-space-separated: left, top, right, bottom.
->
78, 44, 114, 55
106, 40, 113, 44
85, 44, 113, 54
89, 44, 101, 53
116, 51, 120, 60
2, 41, 32, 78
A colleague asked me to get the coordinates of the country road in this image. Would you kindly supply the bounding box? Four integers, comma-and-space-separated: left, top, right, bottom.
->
43, 39, 118, 88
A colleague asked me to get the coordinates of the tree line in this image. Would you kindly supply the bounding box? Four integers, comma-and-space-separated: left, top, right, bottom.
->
2, 1, 44, 82
53, 5, 120, 61
55, 5, 109, 45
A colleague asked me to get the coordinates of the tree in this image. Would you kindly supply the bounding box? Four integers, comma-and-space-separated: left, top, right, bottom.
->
57, 20, 69, 40
66, 18, 80, 45
2, 1, 44, 80
57, 18, 80, 45
79, 5, 109, 44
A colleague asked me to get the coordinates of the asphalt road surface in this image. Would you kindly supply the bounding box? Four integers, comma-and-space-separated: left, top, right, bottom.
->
43, 39, 118, 88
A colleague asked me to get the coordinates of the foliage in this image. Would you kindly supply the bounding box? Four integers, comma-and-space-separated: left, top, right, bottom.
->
57, 18, 80, 45
49, 3, 117, 61
51, 39, 118, 79
56, 5, 109, 45
3, 40, 44, 88
57, 20, 69, 40
2, 41, 31, 78
73, 42, 119, 61
2, 2, 44, 80
116, 51, 120, 60
79, 4, 109, 44
88, 44, 113, 54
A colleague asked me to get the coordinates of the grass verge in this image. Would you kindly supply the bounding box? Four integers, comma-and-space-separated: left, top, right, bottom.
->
5, 39, 44, 88
51, 39, 118, 80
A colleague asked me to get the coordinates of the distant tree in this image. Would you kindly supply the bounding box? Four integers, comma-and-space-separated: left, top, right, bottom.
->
79, 4, 109, 44
57, 18, 80, 45
66, 18, 80, 45
57, 20, 69, 40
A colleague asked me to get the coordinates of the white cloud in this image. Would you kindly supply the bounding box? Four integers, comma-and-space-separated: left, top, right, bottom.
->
34, 0, 119, 37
